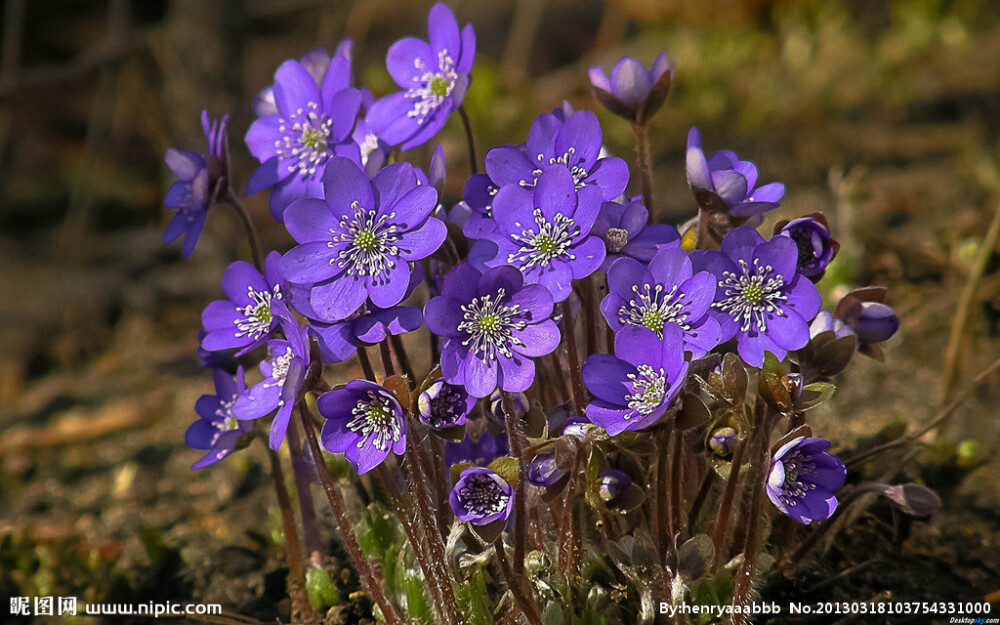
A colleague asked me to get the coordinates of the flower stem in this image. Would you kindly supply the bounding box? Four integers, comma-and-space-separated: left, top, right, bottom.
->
457, 105, 478, 175
357, 346, 377, 382
728, 426, 773, 624
547, 353, 571, 404
225, 188, 264, 271
631, 124, 654, 215
378, 340, 396, 377
296, 408, 405, 625
711, 436, 746, 569
687, 464, 716, 531
388, 334, 416, 385
286, 418, 323, 556
265, 447, 314, 622
670, 423, 685, 540
583, 275, 599, 356
561, 299, 587, 411
656, 426, 673, 561
494, 538, 543, 625
501, 391, 530, 579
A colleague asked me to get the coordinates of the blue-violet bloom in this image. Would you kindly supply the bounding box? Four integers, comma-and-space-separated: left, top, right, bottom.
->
318, 379, 407, 474
418, 379, 477, 430
582, 325, 689, 436
450, 466, 514, 526
366, 3, 475, 151
686, 127, 784, 218
527, 453, 566, 488
602, 247, 722, 358
185, 367, 252, 469
774, 213, 840, 281
691, 226, 822, 367
592, 196, 680, 272
425, 264, 560, 397
446, 430, 508, 468
279, 157, 445, 320
201, 252, 284, 355
766, 436, 846, 525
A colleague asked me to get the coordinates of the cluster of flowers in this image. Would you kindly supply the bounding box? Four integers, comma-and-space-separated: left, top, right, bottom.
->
169, 4, 901, 621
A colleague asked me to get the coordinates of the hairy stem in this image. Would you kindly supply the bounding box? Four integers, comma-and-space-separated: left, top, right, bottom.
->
632, 123, 654, 215
494, 539, 543, 625
502, 391, 531, 578
266, 447, 314, 622
711, 437, 746, 569
286, 418, 323, 555
561, 299, 587, 411
225, 188, 264, 271
457, 105, 479, 175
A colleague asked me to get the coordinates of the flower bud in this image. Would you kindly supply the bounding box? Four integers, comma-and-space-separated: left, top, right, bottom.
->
596, 470, 632, 502
589, 52, 674, 126
846, 302, 899, 345
709, 427, 737, 458
774, 213, 840, 281
527, 453, 566, 488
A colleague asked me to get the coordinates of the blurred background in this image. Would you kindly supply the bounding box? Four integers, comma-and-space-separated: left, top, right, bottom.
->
1, 0, 1000, 621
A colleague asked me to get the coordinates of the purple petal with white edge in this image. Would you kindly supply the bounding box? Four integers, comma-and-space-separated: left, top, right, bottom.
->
458, 23, 476, 73
279, 241, 340, 284
752, 236, 798, 283
427, 3, 461, 61
485, 145, 536, 187
498, 354, 535, 392
611, 57, 652, 108
720, 226, 765, 263
310, 274, 368, 321
587, 156, 630, 201
582, 354, 634, 403
322, 157, 374, 216
510, 321, 560, 358
273, 60, 323, 119
568, 236, 607, 279
555, 111, 602, 171
165, 148, 205, 181
685, 127, 712, 190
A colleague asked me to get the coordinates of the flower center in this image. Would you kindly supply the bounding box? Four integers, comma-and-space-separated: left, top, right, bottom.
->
506, 208, 580, 269
790, 230, 818, 269
329, 200, 400, 278
714, 258, 788, 333
624, 364, 668, 420
605, 228, 629, 253
347, 390, 403, 452
618, 283, 689, 337
275, 101, 334, 178
406, 50, 458, 122
425, 386, 467, 429
458, 473, 510, 516
235, 285, 282, 341
359, 132, 380, 166
266, 347, 294, 387
458, 287, 528, 360
210, 395, 240, 444
775, 450, 818, 507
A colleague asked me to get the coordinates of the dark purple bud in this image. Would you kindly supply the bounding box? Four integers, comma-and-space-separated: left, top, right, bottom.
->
596, 470, 632, 502
418, 379, 475, 430
845, 302, 899, 345
775, 213, 840, 280
709, 427, 737, 457
489, 390, 528, 423
527, 453, 566, 487
449, 466, 514, 526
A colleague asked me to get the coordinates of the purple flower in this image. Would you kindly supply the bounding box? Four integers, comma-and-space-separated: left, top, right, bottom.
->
163, 111, 229, 258
588, 52, 674, 125
279, 157, 445, 321
809, 310, 853, 340
487, 389, 528, 423
481, 166, 606, 302
285, 266, 424, 363
233, 301, 309, 450
483, 110, 628, 202
366, 3, 475, 151
201, 252, 284, 355
425, 264, 560, 398
846, 302, 899, 345
596, 470, 632, 502
686, 127, 784, 218
592, 196, 680, 272
527, 453, 566, 487
318, 379, 407, 474
253, 44, 358, 117
418, 379, 477, 430
185, 368, 252, 469
449, 466, 513, 526
601, 248, 723, 358
244, 54, 362, 222
446, 430, 508, 467
582, 326, 689, 436
774, 213, 840, 280
766, 436, 846, 525
691, 226, 822, 367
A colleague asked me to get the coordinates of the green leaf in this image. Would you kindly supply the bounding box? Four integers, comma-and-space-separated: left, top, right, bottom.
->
403, 570, 433, 624
795, 382, 836, 410
305, 566, 339, 611
488, 456, 520, 485
455, 567, 493, 625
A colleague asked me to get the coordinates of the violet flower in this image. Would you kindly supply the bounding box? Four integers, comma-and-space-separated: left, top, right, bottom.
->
418, 379, 477, 430
841, 303, 899, 346
481, 166, 606, 302
425, 263, 560, 398
483, 109, 628, 202
527, 453, 566, 488
245, 55, 362, 222
201, 252, 284, 355
766, 436, 846, 525
446, 430, 508, 468
588, 52, 674, 126
279, 157, 445, 321
691, 226, 822, 367
185, 367, 252, 469
601, 248, 723, 358
449, 466, 514, 526
318, 379, 407, 474
809, 310, 853, 340
163, 111, 229, 258
581, 325, 689, 436
233, 301, 309, 450
592, 196, 680, 272
774, 213, 840, 281
366, 3, 475, 151
596, 469, 632, 503
686, 127, 785, 218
